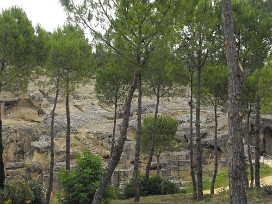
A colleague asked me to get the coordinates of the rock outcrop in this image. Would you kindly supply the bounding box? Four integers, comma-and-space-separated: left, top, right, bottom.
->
1, 78, 230, 191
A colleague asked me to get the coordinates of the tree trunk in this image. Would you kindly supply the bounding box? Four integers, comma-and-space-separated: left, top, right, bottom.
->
210, 102, 218, 195
156, 153, 160, 177
45, 74, 60, 204
247, 104, 254, 189
134, 72, 142, 202
0, 107, 4, 190
92, 71, 138, 204
0, 61, 5, 189
66, 72, 71, 171
196, 66, 203, 200
221, 0, 247, 203
110, 97, 118, 157
189, 71, 197, 199
0, 59, 5, 91
144, 87, 160, 187
255, 80, 261, 190
243, 142, 249, 190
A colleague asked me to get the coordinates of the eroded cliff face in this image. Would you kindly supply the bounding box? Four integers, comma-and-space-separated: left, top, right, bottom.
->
1, 78, 229, 190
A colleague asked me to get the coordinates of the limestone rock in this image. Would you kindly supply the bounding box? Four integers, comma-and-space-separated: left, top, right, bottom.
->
27, 161, 43, 173
5, 162, 25, 169
26, 92, 44, 108
0, 78, 234, 193
31, 140, 50, 153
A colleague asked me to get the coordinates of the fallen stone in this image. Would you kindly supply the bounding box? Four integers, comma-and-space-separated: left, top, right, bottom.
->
31, 140, 50, 152
5, 162, 25, 169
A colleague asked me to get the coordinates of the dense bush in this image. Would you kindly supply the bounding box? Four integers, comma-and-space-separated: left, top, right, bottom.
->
57, 150, 114, 204
122, 176, 180, 199
28, 180, 45, 204
0, 179, 44, 204
160, 178, 181, 195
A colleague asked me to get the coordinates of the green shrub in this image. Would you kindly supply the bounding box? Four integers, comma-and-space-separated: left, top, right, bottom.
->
28, 180, 45, 204
161, 179, 180, 195
0, 179, 34, 204
147, 176, 163, 195
248, 188, 262, 203
122, 176, 143, 199
122, 176, 180, 199
57, 150, 114, 204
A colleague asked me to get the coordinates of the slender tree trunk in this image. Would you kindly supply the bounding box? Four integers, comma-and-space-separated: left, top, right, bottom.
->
156, 153, 160, 177
0, 61, 5, 189
0, 107, 4, 190
247, 104, 254, 189
221, 0, 247, 203
65, 72, 71, 171
144, 87, 160, 185
196, 66, 203, 200
134, 72, 142, 202
255, 79, 261, 189
45, 74, 60, 204
210, 102, 218, 195
0, 59, 5, 91
92, 71, 138, 204
110, 98, 118, 157
189, 71, 197, 199
243, 145, 249, 190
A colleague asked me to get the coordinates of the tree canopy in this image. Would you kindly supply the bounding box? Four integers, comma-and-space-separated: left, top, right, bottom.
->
141, 115, 178, 156
48, 24, 93, 87
0, 6, 36, 92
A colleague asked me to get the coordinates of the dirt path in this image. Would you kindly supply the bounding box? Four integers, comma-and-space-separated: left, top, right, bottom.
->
203, 174, 272, 195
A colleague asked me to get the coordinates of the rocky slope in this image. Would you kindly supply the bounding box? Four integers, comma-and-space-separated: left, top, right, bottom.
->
1, 78, 229, 191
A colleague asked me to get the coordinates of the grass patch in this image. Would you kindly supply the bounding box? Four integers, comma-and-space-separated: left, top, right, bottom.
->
213, 167, 229, 189
113, 164, 272, 203
259, 163, 272, 177
186, 163, 272, 193
113, 190, 272, 204
113, 191, 231, 204
113, 193, 190, 203
185, 166, 228, 193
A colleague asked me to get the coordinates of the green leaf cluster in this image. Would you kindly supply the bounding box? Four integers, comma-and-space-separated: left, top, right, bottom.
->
0, 179, 44, 204
242, 73, 256, 113
0, 6, 36, 93
259, 58, 272, 113
141, 115, 178, 155
95, 53, 132, 108
33, 25, 51, 68
232, 0, 272, 70
122, 175, 180, 199
57, 150, 114, 204
47, 24, 93, 92
0, 7, 35, 67
201, 65, 228, 106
